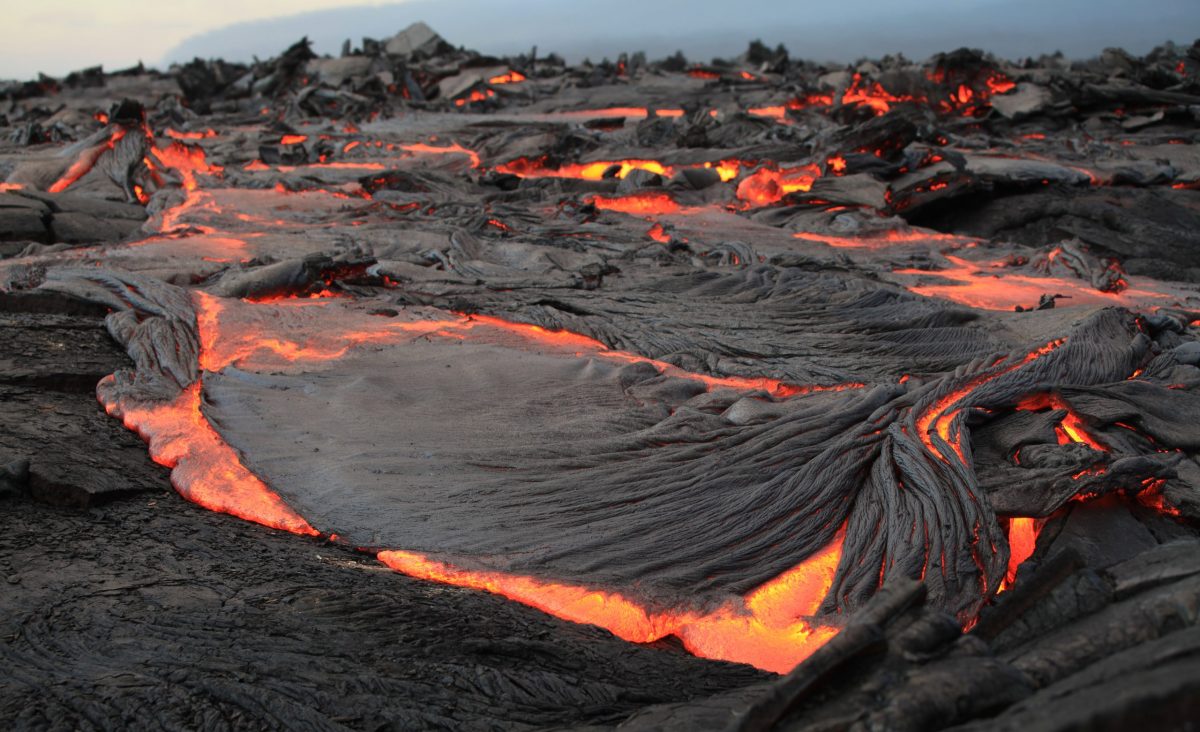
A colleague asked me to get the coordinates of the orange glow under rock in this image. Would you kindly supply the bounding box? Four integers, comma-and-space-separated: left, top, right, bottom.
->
1137, 478, 1181, 517
165, 128, 217, 141
497, 156, 740, 183
488, 70, 527, 84
646, 222, 671, 243
736, 164, 820, 207
551, 107, 685, 119
916, 339, 1066, 463
1014, 393, 1108, 452
151, 141, 224, 192
379, 525, 844, 673
1003, 517, 1041, 586
840, 73, 915, 115
498, 156, 672, 180
455, 89, 496, 106
587, 192, 682, 215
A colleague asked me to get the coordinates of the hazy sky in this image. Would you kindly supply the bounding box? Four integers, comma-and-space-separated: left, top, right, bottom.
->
1, 0, 397, 79
4, 0, 1198, 81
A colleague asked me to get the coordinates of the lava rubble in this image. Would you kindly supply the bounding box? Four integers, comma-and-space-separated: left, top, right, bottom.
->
2, 22, 1200, 731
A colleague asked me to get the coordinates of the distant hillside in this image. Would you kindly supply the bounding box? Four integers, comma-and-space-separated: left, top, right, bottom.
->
163, 0, 1199, 67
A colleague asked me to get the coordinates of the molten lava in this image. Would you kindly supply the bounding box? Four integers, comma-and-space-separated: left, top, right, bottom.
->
587, 192, 682, 215
455, 89, 496, 106
551, 107, 685, 119
793, 230, 973, 249
98, 378, 317, 535
498, 157, 672, 180
736, 164, 820, 207
399, 142, 482, 169
165, 128, 218, 141
893, 255, 1171, 310
379, 525, 845, 673
49, 128, 131, 193
916, 339, 1066, 464
496, 156, 740, 183
151, 141, 224, 192
488, 70, 526, 84
1003, 517, 1041, 585
647, 223, 671, 243
1014, 393, 1108, 451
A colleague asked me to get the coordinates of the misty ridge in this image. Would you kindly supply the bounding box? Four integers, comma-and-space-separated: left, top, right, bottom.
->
164, 0, 1200, 68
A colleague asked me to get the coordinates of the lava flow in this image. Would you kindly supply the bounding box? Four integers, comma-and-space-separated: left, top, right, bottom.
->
893, 255, 1173, 310
8, 31, 1196, 726
587, 192, 683, 215
737, 164, 821, 206
380, 528, 844, 674
193, 294, 858, 400
793, 230, 974, 249
916, 339, 1066, 464
497, 156, 739, 182
97, 289, 867, 674
1015, 393, 1108, 451
98, 378, 317, 536
48, 127, 133, 193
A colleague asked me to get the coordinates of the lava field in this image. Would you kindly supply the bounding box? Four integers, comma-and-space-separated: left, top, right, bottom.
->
2, 22, 1200, 731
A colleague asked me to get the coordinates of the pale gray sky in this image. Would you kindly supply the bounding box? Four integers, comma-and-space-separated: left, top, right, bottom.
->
1, 0, 398, 79
4, 0, 1198, 81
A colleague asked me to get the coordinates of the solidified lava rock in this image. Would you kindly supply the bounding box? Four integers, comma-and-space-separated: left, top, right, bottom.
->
2, 21, 1200, 730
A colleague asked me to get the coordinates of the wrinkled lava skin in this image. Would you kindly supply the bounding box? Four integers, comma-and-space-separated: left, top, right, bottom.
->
3, 33, 1199, 678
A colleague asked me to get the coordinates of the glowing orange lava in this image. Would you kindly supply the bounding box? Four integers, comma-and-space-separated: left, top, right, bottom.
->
380, 525, 844, 673
1014, 393, 1107, 451
99, 379, 317, 535
1137, 478, 1181, 517
496, 156, 740, 183
793, 230, 973, 249
499, 157, 672, 180
488, 70, 526, 84
893, 255, 1171, 310
165, 128, 217, 141
399, 142, 482, 169
1003, 517, 1041, 586
840, 73, 914, 115
587, 192, 682, 215
916, 339, 1066, 463
647, 223, 671, 243
49, 128, 130, 193
455, 89, 496, 106
736, 164, 820, 207
551, 107, 685, 119
151, 141, 224, 192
